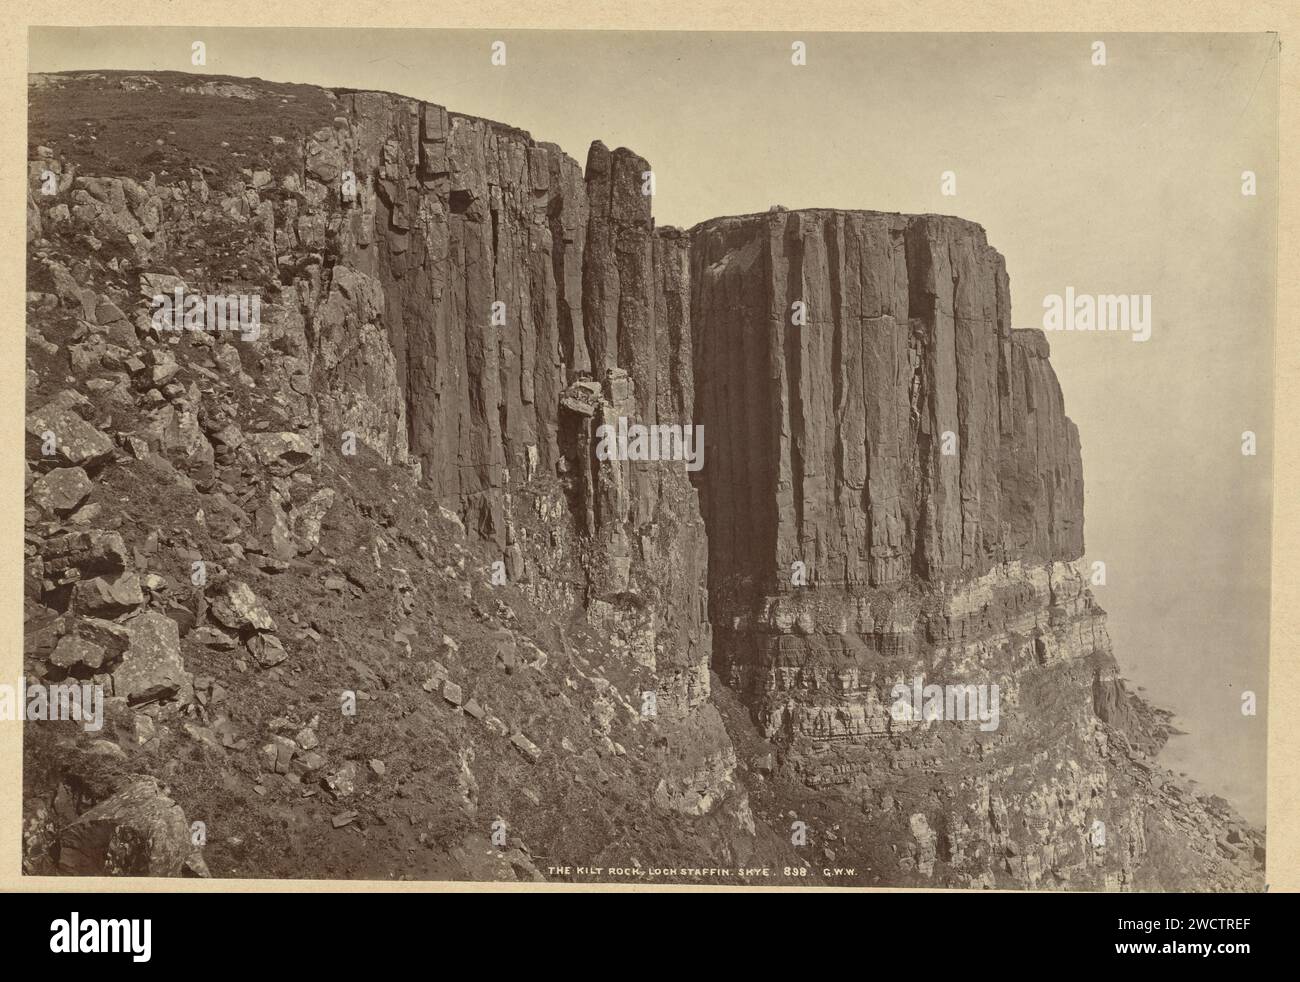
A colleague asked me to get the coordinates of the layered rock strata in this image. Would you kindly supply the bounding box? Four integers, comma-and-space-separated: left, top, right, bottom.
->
687, 211, 1138, 885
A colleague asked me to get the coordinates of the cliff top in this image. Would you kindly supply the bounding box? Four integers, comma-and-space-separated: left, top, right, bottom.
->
686, 208, 992, 239
33, 70, 995, 239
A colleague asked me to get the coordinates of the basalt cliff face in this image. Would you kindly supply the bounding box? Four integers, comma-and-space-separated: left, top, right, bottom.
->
23, 70, 1262, 889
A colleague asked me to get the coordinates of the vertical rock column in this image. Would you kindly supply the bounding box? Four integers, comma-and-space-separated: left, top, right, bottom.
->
332, 93, 587, 554
327, 101, 732, 815
576, 145, 730, 813
687, 208, 1119, 884
688, 208, 1088, 738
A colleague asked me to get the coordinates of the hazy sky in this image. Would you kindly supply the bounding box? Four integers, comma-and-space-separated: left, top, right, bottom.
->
30, 29, 1279, 822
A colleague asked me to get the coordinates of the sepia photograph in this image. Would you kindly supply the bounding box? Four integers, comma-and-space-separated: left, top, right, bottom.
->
3, 7, 1294, 951
17, 25, 1279, 894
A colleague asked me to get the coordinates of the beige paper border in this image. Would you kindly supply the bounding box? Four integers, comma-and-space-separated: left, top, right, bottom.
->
1, 0, 1294, 894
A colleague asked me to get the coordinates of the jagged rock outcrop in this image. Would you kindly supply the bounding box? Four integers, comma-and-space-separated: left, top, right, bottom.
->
23, 70, 1262, 889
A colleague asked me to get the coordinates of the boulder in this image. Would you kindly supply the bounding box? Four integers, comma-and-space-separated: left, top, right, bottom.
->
210, 581, 276, 633
26, 402, 114, 472
247, 431, 314, 474
29, 467, 93, 517
112, 611, 190, 705
56, 778, 191, 876
73, 571, 144, 616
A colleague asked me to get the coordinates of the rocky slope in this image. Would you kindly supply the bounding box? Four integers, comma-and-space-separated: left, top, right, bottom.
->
22, 70, 1263, 889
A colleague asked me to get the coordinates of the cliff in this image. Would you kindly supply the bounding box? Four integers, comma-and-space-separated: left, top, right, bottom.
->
22, 70, 1262, 889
